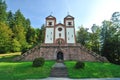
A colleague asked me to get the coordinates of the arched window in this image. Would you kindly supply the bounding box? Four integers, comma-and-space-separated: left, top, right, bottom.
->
68, 22, 72, 26
49, 22, 52, 26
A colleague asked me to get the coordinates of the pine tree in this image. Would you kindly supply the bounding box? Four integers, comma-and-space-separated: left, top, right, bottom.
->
7, 11, 15, 28
0, 0, 7, 23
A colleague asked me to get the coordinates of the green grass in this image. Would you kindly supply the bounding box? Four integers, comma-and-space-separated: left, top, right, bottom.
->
1, 53, 120, 79
0, 53, 55, 80
0, 61, 55, 80
0, 52, 21, 62
65, 61, 120, 78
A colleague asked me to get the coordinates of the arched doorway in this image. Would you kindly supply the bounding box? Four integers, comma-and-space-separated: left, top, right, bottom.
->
57, 51, 63, 60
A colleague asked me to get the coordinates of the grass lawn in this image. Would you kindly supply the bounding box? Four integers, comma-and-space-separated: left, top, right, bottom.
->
1, 53, 120, 79
0, 61, 55, 80
0, 53, 55, 80
0, 52, 21, 62
65, 61, 120, 78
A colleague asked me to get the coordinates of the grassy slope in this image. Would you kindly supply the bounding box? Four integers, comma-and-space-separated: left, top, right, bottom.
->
0, 61, 55, 80
65, 61, 120, 78
1, 53, 120, 79
0, 53, 55, 80
0, 52, 21, 62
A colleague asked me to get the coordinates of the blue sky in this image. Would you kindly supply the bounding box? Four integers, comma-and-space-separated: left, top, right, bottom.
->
6, 0, 120, 30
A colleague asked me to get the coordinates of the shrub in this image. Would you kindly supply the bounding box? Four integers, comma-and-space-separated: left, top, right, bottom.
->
74, 61, 85, 69
32, 57, 45, 67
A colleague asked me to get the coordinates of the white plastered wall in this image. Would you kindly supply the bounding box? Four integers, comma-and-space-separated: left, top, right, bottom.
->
55, 26, 65, 40
45, 28, 54, 43
66, 28, 75, 43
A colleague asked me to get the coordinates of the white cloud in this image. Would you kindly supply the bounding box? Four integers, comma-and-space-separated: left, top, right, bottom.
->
74, 0, 120, 30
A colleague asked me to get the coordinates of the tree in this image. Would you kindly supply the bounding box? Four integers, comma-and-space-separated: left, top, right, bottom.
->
100, 20, 120, 64
0, 22, 13, 53
0, 1, 44, 53
13, 10, 30, 51
14, 9, 26, 26
111, 12, 120, 64
39, 24, 45, 43
26, 27, 36, 45
76, 25, 89, 46
24, 18, 31, 32
7, 11, 15, 28
11, 39, 21, 52
111, 12, 120, 23
35, 28, 41, 43
90, 24, 101, 54
12, 25, 27, 50
0, 0, 7, 23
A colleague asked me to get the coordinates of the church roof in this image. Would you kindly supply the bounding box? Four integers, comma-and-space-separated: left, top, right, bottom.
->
56, 23, 65, 26
64, 15, 74, 19
46, 15, 56, 19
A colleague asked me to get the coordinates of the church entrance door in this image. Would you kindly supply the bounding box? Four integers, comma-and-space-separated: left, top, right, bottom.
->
57, 51, 63, 60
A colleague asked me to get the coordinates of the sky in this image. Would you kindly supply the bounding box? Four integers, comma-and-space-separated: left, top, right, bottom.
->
5, 0, 120, 30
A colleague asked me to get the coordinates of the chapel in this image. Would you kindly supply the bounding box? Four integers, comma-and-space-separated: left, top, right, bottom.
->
45, 15, 76, 44
15, 15, 108, 62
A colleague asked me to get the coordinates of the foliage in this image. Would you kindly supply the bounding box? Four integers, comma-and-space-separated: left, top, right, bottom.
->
7, 11, 15, 28
0, 22, 13, 53
0, 1, 45, 53
32, 57, 45, 67
77, 25, 101, 54
11, 39, 21, 52
74, 61, 85, 69
76, 26, 89, 45
100, 19, 120, 64
26, 27, 37, 45
12, 25, 27, 48
76, 12, 120, 65
65, 61, 120, 78
21, 47, 29, 55
111, 12, 120, 23
39, 24, 45, 43
90, 24, 101, 54
0, 0, 7, 23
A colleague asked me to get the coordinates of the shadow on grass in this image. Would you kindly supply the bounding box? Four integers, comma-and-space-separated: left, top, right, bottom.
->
0, 55, 19, 62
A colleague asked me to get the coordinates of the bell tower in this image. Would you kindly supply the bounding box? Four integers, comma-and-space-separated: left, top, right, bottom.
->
64, 15, 76, 43
45, 15, 56, 43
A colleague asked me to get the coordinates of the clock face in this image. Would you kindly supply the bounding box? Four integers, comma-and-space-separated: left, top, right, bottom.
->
58, 27, 62, 31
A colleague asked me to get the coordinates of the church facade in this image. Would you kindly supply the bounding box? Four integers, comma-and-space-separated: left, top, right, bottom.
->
45, 15, 76, 44
15, 15, 108, 62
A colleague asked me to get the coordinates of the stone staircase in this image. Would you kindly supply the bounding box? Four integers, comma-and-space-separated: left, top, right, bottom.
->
50, 62, 68, 77
14, 43, 108, 62
78, 45, 108, 62
14, 44, 40, 61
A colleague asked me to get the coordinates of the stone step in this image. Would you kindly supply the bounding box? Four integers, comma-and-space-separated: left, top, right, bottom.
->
50, 62, 68, 77
50, 67, 68, 77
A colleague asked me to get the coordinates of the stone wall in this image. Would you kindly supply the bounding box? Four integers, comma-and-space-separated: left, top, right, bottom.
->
14, 43, 108, 62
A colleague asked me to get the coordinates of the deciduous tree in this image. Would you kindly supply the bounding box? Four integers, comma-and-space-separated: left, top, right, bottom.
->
0, 22, 13, 53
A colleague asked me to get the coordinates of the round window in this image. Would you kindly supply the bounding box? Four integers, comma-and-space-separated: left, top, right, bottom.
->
58, 28, 62, 31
